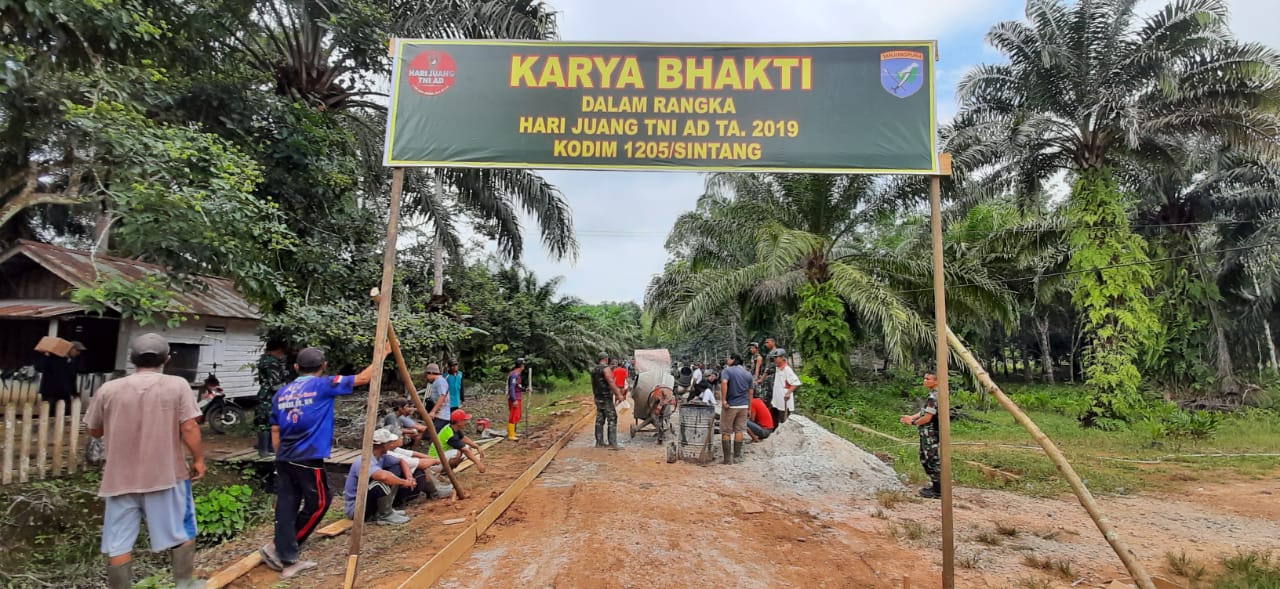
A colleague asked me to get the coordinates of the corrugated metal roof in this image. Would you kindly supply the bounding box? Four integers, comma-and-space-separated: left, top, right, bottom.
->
0, 240, 260, 320
0, 300, 86, 318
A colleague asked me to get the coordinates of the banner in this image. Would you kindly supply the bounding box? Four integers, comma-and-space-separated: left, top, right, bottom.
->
384, 40, 937, 174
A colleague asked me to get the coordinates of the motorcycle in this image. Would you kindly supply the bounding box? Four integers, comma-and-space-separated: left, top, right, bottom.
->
196, 374, 247, 434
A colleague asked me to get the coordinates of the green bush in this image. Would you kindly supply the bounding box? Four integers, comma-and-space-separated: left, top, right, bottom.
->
1166, 410, 1222, 447
194, 484, 255, 545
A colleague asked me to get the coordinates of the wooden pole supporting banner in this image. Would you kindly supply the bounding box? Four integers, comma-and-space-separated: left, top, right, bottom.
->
344, 167, 405, 589
372, 307, 466, 499
929, 167, 955, 589
946, 327, 1156, 589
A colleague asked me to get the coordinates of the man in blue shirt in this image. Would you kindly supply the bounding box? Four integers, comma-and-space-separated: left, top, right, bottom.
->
445, 360, 464, 410
260, 346, 383, 577
424, 363, 450, 433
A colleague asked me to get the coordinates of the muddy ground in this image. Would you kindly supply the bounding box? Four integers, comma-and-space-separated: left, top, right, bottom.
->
202, 398, 1280, 588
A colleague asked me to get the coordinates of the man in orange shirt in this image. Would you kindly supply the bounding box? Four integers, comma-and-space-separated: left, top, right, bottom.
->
747, 392, 774, 442
612, 361, 628, 395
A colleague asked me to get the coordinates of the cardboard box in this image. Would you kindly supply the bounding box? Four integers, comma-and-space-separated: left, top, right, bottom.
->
34, 336, 74, 357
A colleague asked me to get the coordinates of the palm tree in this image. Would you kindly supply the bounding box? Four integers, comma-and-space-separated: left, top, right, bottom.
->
950, 0, 1280, 409
646, 173, 1012, 374
225, 0, 576, 288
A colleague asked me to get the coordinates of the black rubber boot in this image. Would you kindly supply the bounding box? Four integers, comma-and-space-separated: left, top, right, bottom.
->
607, 424, 619, 449
107, 561, 133, 589
721, 440, 733, 465
594, 424, 605, 447
733, 440, 743, 461
172, 542, 206, 589
919, 481, 942, 499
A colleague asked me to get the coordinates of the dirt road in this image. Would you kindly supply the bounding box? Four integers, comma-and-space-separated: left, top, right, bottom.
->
434, 409, 1280, 589
206, 401, 1280, 588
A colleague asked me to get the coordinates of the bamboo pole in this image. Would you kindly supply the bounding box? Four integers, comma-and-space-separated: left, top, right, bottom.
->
52, 400, 65, 476
36, 402, 49, 479
2, 403, 14, 484
19, 401, 32, 482
372, 297, 465, 499
946, 327, 1156, 589
68, 397, 81, 473
928, 173, 955, 589
343, 167, 405, 589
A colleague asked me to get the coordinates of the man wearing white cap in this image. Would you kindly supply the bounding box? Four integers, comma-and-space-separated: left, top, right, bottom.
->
342, 428, 426, 526
85, 333, 206, 589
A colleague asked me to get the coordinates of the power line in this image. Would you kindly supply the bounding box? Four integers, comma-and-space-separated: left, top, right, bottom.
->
897, 241, 1280, 295
572, 217, 1280, 238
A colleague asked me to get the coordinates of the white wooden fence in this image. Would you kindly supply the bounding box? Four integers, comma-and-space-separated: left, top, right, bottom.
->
0, 398, 87, 485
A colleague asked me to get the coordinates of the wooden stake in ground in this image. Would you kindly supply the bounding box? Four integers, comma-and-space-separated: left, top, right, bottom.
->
369, 294, 465, 499
928, 158, 955, 589
343, 167, 405, 589
946, 327, 1156, 589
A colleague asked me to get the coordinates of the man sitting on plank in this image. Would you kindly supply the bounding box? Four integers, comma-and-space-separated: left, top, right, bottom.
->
382, 398, 426, 447
428, 409, 487, 473
342, 428, 432, 526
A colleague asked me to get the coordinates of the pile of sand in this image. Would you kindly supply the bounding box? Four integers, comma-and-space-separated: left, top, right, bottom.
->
736, 414, 905, 498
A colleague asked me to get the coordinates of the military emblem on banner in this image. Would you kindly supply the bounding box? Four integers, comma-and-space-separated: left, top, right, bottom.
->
880, 50, 925, 98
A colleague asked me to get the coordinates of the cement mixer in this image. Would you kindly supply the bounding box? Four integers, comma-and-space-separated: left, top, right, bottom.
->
629, 349, 677, 442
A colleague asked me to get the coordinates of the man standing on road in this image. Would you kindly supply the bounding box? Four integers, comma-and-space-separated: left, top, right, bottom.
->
260, 347, 385, 577
719, 354, 753, 464
445, 360, 464, 410
35, 340, 85, 415
612, 361, 629, 396
769, 349, 801, 426
590, 352, 623, 448
899, 372, 942, 499
506, 358, 525, 441
424, 363, 451, 434
85, 333, 206, 589
254, 340, 292, 458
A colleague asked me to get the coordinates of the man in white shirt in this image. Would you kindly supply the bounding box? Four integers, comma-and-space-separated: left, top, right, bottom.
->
769, 349, 801, 426
691, 363, 703, 387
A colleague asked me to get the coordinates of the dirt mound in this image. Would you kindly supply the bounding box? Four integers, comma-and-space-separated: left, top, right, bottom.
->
738, 414, 905, 498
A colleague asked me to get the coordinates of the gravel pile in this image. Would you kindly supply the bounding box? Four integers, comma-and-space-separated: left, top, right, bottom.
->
737, 414, 905, 498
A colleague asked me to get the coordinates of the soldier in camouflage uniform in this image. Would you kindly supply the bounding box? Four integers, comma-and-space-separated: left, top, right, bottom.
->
590, 352, 623, 448
254, 340, 292, 457
900, 372, 941, 499
757, 338, 781, 426
747, 342, 763, 398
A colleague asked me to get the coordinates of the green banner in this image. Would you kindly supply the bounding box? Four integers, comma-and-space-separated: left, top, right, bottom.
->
385, 40, 937, 174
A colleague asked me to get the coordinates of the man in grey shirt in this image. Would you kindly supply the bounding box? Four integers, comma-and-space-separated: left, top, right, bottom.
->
424, 363, 451, 433
718, 354, 754, 465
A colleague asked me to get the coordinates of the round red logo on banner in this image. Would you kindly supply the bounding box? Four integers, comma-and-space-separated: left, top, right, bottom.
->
406, 51, 457, 96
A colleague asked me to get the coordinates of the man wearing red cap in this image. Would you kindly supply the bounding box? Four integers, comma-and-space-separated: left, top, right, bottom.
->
429, 409, 487, 473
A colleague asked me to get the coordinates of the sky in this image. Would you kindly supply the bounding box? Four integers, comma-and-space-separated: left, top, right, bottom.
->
509, 0, 1280, 304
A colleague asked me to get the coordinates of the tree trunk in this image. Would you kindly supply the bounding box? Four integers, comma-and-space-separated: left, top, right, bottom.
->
1190, 239, 1235, 393
1036, 316, 1055, 384
431, 169, 445, 297
1253, 275, 1279, 375
1022, 345, 1035, 382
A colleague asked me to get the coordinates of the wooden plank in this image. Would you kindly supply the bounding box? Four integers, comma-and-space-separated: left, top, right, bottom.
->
68, 398, 81, 473
36, 402, 49, 480
397, 413, 589, 589
477, 413, 588, 531
52, 400, 65, 476
316, 518, 354, 538
221, 448, 259, 461
204, 552, 263, 589
19, 402, 33, 483
2, 403, 14, 484
393, 522, 478, 589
